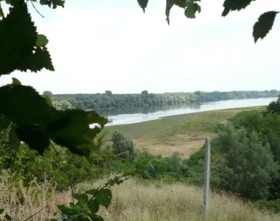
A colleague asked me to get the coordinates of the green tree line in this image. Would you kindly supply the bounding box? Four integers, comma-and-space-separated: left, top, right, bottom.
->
50, 90, 280, 110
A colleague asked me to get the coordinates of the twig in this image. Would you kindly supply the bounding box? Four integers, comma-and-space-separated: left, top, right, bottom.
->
23, 206, 47, 221
29, 0, 45, 18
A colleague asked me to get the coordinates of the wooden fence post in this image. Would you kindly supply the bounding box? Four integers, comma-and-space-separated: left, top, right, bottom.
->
203, 137, 211, 217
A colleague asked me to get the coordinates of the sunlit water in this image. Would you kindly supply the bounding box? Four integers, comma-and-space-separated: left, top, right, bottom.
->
103, 97, 277, 126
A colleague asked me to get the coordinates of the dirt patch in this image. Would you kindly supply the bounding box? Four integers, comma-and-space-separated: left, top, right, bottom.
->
133, 134, 213, 158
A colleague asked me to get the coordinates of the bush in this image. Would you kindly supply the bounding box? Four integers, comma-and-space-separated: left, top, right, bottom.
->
111, 131, 136, 162
254, 199, 280, 213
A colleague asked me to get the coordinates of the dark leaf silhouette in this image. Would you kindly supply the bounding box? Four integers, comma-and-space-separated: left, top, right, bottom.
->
138, 0, 148, 12
253, 11, 279, 43
222, 0, 255, 16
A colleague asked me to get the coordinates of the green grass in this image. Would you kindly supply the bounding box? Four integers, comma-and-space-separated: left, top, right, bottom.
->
104, 107, 265, 157
105, 107, 265, 139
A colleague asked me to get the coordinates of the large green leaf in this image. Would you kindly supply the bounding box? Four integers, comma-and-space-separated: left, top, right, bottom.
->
16, 124, 50, 154
137, 0, 148, 12
0, 83, 107, 156
253, 11, 279, 43
222, 0, 255, 16
49, 109, 107, 156
0, 0, 37, 75
88, 199, 100, 214
0, 85, 54, 125
95, 189, 112, 209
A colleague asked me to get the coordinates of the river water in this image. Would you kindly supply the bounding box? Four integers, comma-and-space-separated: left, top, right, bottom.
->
106, 97, 277, 126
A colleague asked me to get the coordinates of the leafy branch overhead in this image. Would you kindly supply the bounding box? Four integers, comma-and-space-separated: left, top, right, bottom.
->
138, 0, 279, 42
0, 0, 54, 75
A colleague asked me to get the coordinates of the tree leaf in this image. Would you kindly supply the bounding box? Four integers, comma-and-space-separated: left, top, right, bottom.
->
0, 85, 54, 125
36, 34, 49, 47
4, 214, 12, 221
0, 116, 10, 131
39, 0, 65, 9
174, 0, 186, 8
9, 124, 20, 149
16, 124, 50, 154
0, 1, 54, 75
95, 189, 112, 209
166, 0, 175, 24
19, 46, 55, 72
48, 109, 106, 156
73, 193, 88, 202
137, 0, 148, 13
0, 1, 37, 75
12, 77, 21, 86
185, 2, 201, 19
88, 199, 100, 214
253, 11, 279, 43
0, 82, 106, 155
222, 0, 255, 17
0, 3, 4, 17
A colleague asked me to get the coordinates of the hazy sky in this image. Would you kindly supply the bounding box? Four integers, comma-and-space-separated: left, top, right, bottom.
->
1, 0, 280, 94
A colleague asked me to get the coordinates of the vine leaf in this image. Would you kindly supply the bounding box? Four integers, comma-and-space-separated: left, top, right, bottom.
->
253, 11, 279, 43
0, 0, 54, 75
137, 0, 148, 12
222, 0, 255, 16
185, 2, 201, 19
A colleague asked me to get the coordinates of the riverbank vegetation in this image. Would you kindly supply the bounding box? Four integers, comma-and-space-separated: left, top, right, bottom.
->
50, 90, 279, 111
2, 102, 280, 219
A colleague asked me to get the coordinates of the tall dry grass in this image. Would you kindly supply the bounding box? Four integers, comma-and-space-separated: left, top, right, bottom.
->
1, 173, 279, 221
0, 171, 62, 220
78, 179, 280, 221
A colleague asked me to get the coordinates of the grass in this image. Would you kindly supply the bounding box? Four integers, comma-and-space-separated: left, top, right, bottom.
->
105, 107, 265, 158
0, 171, 59, 220
77, 178, 280, 221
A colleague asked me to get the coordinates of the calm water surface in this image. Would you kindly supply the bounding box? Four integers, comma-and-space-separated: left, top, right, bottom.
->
106, 97, 277, 126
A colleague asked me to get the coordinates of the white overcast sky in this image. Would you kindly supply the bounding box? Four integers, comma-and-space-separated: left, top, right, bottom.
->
1, 0, 280, 94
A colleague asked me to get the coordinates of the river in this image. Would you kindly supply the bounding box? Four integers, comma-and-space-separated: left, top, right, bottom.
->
105, 97, 277, 126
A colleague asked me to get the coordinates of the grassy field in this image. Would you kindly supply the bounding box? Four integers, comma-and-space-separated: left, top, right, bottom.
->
78, 179, 279, 221
105, 107, 265, 158
2, 176, 280, 221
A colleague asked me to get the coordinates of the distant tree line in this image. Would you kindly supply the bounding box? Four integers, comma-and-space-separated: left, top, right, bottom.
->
48, 90, 280, 111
